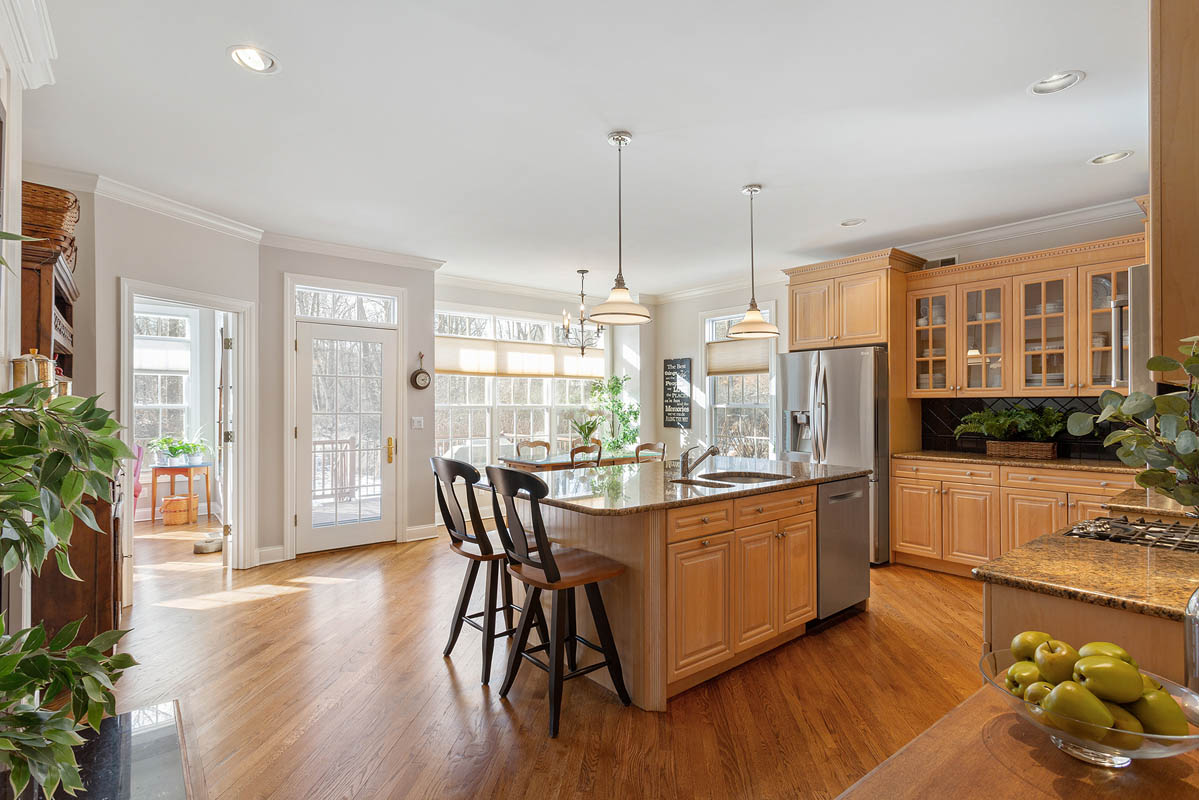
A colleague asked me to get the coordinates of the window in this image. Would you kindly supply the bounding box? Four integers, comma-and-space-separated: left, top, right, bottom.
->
705, 310, 774, 459
132, 312, 192, 453
296, 285, 397, 324
433, 309, 607, 467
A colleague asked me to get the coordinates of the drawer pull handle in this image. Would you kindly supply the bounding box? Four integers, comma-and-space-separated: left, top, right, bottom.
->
965, 471, 972, 476
755, 506, 764, 513
1059, 501, 1066, 507
701, 539, 710, 547
701, 516, 710, 524
1027, 476, 1035, 481
1099, 481, 1108, 487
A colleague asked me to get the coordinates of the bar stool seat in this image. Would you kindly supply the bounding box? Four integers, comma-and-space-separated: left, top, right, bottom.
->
508, 546, 624, 590
450, 528, 537, 562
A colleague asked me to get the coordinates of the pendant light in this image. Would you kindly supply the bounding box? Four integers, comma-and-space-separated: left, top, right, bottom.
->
727, 184, 780, 339
590, 131, 652, 325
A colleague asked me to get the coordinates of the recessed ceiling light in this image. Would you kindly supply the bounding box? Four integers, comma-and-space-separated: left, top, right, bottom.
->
840, 218, 866, 228
1088, 150, 1134, 166
1028, 70, 1085, 95
228, 45, 279, 74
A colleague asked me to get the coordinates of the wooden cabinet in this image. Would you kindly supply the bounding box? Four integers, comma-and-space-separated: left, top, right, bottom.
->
958, 278, 1011, 396
667, 500, 734, 544
1077, 264, 1130, 396
733, 522, 778, 652
942, 482, 999, 566
1069, 494, 1111, 524
789, 280, 834, 349
1012, 268, 1077, 396
836, 271, 888, 345
732, 485, 815, 527
778, 513, 817, 631
891, 477, 942, 558
667, 532, 734, 681
1001, 488, 1068, 552
907, 287, 956, 396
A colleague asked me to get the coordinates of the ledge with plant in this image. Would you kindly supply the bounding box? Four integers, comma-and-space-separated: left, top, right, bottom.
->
953, 406, 1066, 460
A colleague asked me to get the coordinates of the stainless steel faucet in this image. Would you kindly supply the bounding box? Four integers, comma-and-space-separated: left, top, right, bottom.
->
680, 445, 720, 478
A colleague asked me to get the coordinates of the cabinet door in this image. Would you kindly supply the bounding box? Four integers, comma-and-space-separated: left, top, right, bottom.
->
1001, 488, 1068, 553
891, 477, 942, 558
778, 513, 817, 631
942, 482, 999, 566
907, 287, 956, 397
1069, 493, 1111, 524
733, 522, 778, 652
668, 532, 734, 681
835, 271, 888, 345
958, 278, 1011, 396
789, 280, 835, 350
1078, 265, 1130, 396
1013, 269, 1077, 395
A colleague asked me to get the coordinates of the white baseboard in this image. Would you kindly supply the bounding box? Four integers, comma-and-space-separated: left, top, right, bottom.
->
256, 545, 285, 565
405, 524, 439, 542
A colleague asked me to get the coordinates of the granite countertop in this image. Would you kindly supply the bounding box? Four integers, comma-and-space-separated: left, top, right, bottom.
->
1106, 487, 1196, 519
972, 532, 1199, 621
479, 456, 871, 516
892, 450, 1138, 474
499, 449, 637, 467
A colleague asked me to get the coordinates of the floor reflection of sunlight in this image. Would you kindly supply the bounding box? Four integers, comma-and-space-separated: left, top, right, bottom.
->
286, 576, 355, 585
135, 532, 219, 542
136, 561, 224, 573
155, 584, 307, 610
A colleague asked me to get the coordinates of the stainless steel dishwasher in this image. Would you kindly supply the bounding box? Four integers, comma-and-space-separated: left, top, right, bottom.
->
817, 476, 870, 619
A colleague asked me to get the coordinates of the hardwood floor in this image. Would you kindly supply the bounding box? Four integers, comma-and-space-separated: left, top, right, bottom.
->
117, 536, 982, 799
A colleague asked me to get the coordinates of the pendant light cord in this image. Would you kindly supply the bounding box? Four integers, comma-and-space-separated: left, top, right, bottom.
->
748, 189, 757, 307
616, 141, 625, 288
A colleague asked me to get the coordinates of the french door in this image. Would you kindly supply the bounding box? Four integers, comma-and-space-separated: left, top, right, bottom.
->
296, 322, 398, 553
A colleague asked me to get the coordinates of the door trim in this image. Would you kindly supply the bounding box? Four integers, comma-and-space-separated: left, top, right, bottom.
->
119, 278, 260, 573
283, 273, 408, 561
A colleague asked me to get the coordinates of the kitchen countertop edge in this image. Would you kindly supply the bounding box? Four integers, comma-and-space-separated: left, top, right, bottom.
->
892, 450, 1138, 473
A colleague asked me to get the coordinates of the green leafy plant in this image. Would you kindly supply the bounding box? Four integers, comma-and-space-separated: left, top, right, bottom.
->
589, 375, 640, 452
953, 407, 1065, 442
1068, 336, 1199, 509
0, 382, 137, 796
570, 412, 602, 445
147, 436, 187, 457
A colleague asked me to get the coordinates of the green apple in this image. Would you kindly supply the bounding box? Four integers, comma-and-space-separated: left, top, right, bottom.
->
1101, 701, 1144, 750
1034, 639, 1080, 685
1141, 672, 1163, 694
1025, 681, 1055, 705
1072, 655, 1144, 703
1078, 641, 1138, 668
1004, 661, 1044, 697
1011, 631, 1054, 661
1126, 690, 1189, 737
1041, 681, 1115, 741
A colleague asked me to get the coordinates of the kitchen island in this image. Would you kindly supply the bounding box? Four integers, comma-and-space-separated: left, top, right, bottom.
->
486, 456, 870, 710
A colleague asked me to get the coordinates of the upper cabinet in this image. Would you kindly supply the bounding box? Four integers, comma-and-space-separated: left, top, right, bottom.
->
835, 271, 889, 345
788, 280, 834, 349
907, 287, 955, 396
1078, 264, 1130, 395
1013, 268, 1076, 395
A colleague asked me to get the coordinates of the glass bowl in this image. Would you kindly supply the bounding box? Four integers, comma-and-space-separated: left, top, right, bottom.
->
980, 648, 1199, 768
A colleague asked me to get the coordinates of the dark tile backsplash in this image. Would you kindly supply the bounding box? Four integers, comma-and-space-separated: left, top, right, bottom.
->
921, 396, 1119, 461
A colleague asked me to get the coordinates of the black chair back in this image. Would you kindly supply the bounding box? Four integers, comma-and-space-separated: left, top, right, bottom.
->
485, 465, 560, 583
431, 457, 492, 556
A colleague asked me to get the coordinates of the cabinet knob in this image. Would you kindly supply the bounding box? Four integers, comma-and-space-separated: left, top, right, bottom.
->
965, 471, 972, 476
776, 532, 784, 539
701, 516, 710, 524
1099, 481, 1108, 487
701, 539, 710, 547
1027, 476, 1035, 481
1069, 502, 1076, 508
755, 506, 764, 513
1059, 501, 1066, 507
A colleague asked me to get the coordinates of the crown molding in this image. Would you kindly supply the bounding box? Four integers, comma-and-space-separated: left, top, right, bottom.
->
94, 177, 264, 243
262, 232, 443, 271
0, 0, 56, 89
22, 162, 98, 194
436, 273, 606, 305
899, 197, 1145, 260
641, 274, 787, 306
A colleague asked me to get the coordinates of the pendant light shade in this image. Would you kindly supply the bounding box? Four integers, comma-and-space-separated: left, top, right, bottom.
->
591, 130, 652, 326
728, 184, 780, 339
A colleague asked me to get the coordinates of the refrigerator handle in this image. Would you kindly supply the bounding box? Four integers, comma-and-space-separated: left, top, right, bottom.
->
815, 361, 829, 463
808, 358, 822, 463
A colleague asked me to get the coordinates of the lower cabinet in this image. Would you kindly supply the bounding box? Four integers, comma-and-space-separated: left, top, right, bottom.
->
667, 532, 734, 682
942, 482, 1000, 565
779, 513, 818, 631
1001, 488, 1068, 552
891, 477, 941, 558
1069, 493, 1111, 524
733, 522, 778, 652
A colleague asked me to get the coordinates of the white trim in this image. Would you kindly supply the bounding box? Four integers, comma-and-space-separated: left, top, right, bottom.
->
22, 162, 98, 194
696, 301, 778, 450
96, 177, 264, 243
283, 273, 408, 561
899, 197, 1145, 260
405, 524, 438, 542
263, 232, 443, 271
436, 273, 605, 306
0, 0, 57, 89
120, 279, 259, 574
643, 276, 786, 306
256, 546, 285, 565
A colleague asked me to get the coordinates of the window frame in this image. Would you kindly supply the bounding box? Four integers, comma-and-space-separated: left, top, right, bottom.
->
131, 304, 202, 466
699, 303, 778, 459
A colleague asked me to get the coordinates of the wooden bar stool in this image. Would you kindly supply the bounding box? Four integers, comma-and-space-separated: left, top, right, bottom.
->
485, 465, 631, 737
515, 440, 551, 459
432, 457, 547, 684
569, 442, 602, 468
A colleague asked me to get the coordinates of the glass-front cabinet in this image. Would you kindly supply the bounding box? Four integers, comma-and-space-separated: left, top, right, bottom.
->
1013, 268, 1076, 395
907, 287, 955, 396
957, 278, 1010, 396
1077, 265, 1130, 395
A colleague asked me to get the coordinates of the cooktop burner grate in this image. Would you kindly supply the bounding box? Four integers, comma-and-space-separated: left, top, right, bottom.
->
1064, 516, 1199, 553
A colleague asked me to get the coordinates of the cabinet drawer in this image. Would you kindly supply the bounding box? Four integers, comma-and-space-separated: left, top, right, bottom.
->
733, 486, 817, 528
891, 459, 997, 485
667, 500, 734, 544
999, 466, 1134, 496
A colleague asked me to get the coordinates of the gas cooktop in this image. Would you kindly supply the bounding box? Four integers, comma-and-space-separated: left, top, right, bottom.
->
1064, 516, 1199, 553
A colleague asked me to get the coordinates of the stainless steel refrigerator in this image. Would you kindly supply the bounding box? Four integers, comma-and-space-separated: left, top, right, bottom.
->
776, 346, 889, 564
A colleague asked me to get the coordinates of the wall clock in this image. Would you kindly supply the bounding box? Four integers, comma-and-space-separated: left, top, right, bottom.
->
410, 351, 431, 390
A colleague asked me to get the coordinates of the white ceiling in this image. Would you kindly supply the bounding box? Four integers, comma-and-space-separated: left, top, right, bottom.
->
25, 1, 1148, 295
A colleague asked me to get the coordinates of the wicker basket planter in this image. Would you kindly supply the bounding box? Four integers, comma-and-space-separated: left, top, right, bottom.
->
985, 440, 1058, 460
160, 494, 199, 526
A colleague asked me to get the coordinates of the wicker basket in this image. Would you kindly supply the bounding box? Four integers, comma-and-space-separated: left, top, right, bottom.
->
22, 182, 79, 233
985, 440, 1058, 460
160, 494, 199, 526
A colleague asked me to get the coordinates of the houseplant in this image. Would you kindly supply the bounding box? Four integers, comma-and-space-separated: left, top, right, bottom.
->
182, 434, 210, 466
1067, 336, 1199, 512
0, 382, 136, 797
148, 436, 187, 466
589, 375, 640, 453
953, 407, 1065, 459
570, 413, 603, 449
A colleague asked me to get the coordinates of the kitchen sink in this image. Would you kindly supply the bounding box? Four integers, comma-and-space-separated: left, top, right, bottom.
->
699, 471, 792, 484
671, 478, 735, 489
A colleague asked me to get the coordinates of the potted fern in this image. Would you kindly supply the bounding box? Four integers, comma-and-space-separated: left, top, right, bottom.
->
953, 406, 1065, 459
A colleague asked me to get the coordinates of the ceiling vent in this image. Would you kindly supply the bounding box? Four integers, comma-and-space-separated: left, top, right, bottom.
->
922, 256, 958, 270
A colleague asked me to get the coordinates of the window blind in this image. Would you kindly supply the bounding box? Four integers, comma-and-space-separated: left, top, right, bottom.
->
705, 337, 772, 376
132, 338, 191, 372
435, 336, 603, 379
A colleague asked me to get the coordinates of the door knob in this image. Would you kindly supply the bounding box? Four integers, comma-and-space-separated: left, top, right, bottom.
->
387, 436, 395, 463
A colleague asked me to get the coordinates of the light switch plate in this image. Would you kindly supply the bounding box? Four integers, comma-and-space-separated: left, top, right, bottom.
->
410, 416, 425, 430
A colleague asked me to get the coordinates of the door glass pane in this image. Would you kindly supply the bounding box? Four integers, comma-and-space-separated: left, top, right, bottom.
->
1024, 283, 1041, 316
1116, 270, 1128, 299
930, 296, 947, 325
931, 327, 946, 356
1024, 318, 1042, 351
966, 291, 982, 322
966, 361, 982, 388
916, 297, 929, 324
1045, 316, 1065, 351
985, 288, 1001, 317
1090, 274, 1113, 310
931, 360, 947, 389
1092, 350, 1112, 386
965, 323, 982, 355
986, 358, 1003, 388
1091, 311, 1111, 345
985, 322, 1002, 354
1025, 354, 1042, 387
1046, 352, 1065, 387
916, 361, 930, 390
1045, 280, 1064, 310
916, 329, 930, 358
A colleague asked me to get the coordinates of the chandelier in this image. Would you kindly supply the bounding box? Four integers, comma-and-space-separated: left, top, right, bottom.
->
562, 269, 604, 356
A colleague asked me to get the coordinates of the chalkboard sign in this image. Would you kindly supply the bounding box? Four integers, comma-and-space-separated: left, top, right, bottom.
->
663, 358, 692, 429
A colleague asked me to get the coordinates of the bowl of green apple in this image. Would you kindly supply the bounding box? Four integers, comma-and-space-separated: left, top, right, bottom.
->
980, 632, 1199, 768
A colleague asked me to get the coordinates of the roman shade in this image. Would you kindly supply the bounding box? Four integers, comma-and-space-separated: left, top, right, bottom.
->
435, 336, 603, 379
705, 337, 772, 376
133, 338, 191, 372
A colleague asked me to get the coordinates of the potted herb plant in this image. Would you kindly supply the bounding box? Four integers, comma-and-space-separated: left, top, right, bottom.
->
148, 436, 187, 466
570, 413, 603, 448
1067, 336, 1199, 513
953, 407, 1065, 459
183, 434, 210, 466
